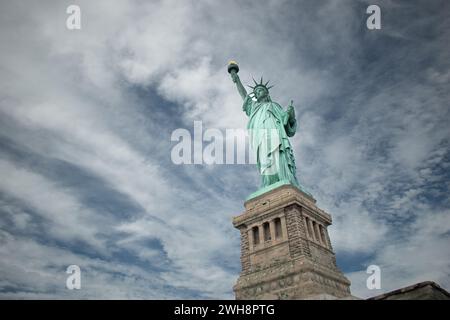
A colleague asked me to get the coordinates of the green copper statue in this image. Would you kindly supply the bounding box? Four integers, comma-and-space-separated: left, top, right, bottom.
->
228, 61, 308, 198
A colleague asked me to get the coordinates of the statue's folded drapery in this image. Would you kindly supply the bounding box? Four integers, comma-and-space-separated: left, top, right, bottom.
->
243, 94, 300, 188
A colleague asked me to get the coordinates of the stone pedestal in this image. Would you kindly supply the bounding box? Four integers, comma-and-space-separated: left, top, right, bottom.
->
232, 184, 351, 299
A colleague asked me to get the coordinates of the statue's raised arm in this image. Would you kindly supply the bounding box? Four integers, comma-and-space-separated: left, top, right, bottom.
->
228, 61, 247, 101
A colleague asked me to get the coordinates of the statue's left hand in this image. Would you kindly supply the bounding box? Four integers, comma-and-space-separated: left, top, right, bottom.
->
287, 100, 295, 121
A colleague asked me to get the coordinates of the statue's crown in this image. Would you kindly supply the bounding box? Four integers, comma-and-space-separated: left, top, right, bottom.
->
247, 76, 274, 92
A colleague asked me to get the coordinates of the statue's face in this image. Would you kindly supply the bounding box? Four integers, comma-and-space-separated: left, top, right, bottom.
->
254, 87, 268, 100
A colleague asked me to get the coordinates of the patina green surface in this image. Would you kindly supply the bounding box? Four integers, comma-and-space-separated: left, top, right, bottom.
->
228, 61, 310, 199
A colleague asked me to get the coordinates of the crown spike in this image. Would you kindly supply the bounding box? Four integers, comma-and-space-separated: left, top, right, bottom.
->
260, 76, 263, 85
252, 77, 258, 86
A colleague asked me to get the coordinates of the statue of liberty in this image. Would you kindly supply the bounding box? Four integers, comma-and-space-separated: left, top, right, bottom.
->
228, 61, 309, 198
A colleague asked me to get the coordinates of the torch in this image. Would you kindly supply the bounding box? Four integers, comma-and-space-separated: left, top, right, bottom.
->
228, 60, 239, 83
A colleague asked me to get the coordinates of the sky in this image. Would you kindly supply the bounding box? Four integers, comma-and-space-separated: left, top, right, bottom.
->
0, 0, 449, 299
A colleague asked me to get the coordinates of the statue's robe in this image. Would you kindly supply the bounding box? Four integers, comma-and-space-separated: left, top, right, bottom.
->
243, 95, 300, 188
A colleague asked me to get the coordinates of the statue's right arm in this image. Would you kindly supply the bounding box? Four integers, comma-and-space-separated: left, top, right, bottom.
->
231, 73, 247, 101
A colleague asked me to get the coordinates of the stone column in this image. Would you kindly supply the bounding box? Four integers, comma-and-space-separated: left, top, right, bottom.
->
256, 224, 264, 245
304, 217, 311, 238
308, 219, 316, 241
315, 222, 323, 245
248, 227, 254, 249
269, 219, 276, 241
280, 215, 288, 240
320, 225, 329, 249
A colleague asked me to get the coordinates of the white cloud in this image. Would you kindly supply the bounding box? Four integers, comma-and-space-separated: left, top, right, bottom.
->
348, 208, 450, 298
0, 230, 178, 299
0, 159, 104, 250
